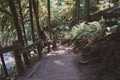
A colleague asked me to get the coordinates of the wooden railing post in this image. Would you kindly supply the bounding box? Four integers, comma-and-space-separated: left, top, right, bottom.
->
22, 52, 30, 67
47, 39, 51, 52
37, 43, 42, 59
14, 50, 24, 76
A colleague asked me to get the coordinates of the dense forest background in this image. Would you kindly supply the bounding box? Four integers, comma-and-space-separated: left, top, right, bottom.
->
0, 0, 120, 80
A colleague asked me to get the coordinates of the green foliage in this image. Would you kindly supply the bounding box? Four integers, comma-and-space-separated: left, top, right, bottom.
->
63, 18, 107, 48
0, 1, 16, 42
65, 19, 106, 41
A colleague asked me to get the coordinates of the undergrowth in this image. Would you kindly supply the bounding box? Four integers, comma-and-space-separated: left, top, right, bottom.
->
63, 17, 106, 49
63, 16, 120, 79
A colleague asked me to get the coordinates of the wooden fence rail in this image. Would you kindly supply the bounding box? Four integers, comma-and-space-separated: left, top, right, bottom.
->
0, 39, 48, 79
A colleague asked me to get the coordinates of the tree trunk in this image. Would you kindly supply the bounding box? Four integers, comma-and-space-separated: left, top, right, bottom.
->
47, 0, 51, 52
37, 43, 42, 59
29, 0, 35, 42
8, 0, 30, 68
17, 0, 27, 45
32, 0, 45, 40
77, 0, 80, 24
32, 0, 44, 59
47, 0, 51, 39
36, 0, 39, 15
8, 0, 24, 45
85, 0, 90, 22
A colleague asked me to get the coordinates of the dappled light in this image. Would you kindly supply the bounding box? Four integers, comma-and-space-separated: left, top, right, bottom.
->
0, 0, 120, 80
54, 60, 65, 66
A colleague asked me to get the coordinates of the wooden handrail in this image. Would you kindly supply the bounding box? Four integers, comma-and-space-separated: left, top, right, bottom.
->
20, 40, 42, 53
0, 39, 46, 54
0, 44, 23, 54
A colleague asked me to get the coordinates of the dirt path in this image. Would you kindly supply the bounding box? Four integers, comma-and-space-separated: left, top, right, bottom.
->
18, 44, 118, 80
18, 45, 82, 80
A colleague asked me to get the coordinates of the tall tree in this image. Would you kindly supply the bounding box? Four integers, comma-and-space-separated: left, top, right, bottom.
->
47, 0, 51, 39
17, 0, 27, 45
8, 0, 24, 45
29, 0, 35, 42
32, 0, 45, 40
47, 0, 51, 52
85, 0, 90, 22
32, 0, 45, 58
8, 0, 30, 72
77, 0, 80, 23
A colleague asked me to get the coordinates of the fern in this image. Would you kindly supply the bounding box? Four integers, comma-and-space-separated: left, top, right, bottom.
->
64, 18, 106, 47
